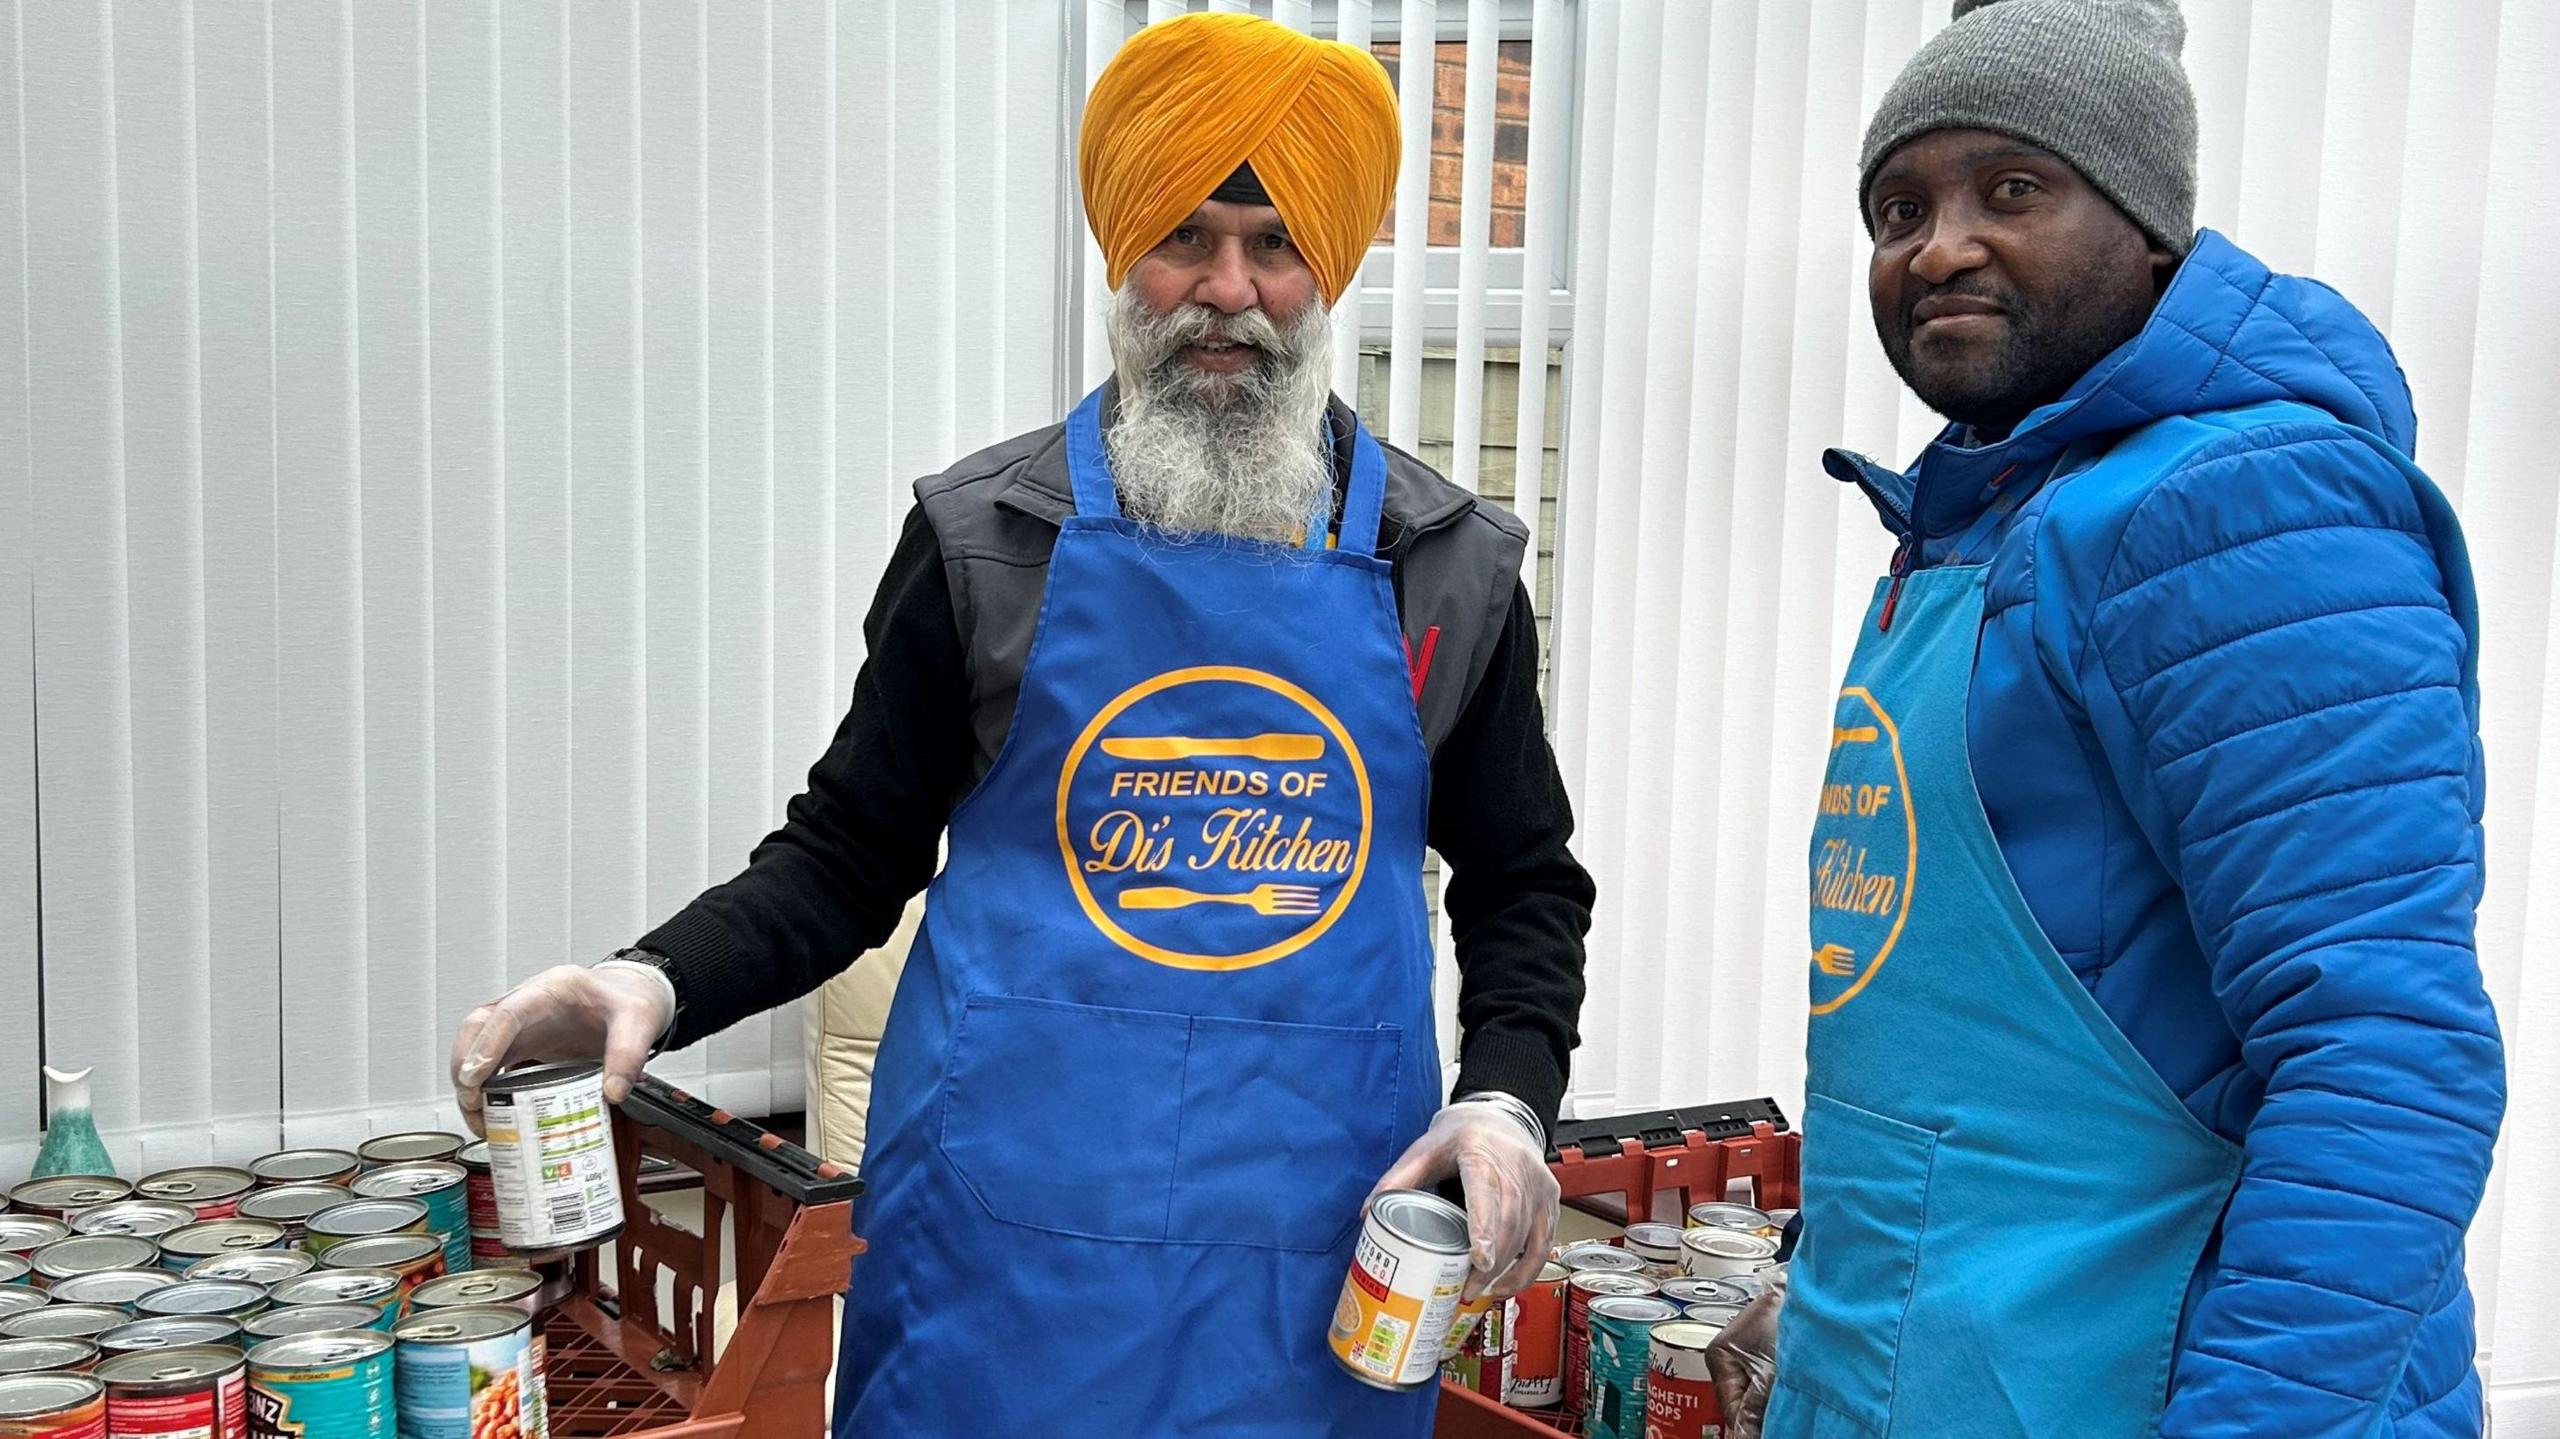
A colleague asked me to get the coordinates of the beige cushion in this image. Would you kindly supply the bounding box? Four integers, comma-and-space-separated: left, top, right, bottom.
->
801, 896, 923, 1168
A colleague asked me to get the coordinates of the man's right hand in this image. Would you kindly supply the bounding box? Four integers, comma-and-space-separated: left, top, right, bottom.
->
1705, 1277, 1785, 1439
449, 964, 675, 1136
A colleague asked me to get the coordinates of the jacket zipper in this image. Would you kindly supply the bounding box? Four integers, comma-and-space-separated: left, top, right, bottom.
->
1878, 534, 1916, 632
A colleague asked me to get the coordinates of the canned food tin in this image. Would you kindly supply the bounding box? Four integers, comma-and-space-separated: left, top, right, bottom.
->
318, 1237, 442, 1305
1764, 1208, 1797, 1233
394, 1304, 546, 1439
267, 1273, 401, 1334
350, 1165, 469, 1278
94, 1317, 242, 1357
1325, 1191, 1473, 1391
302, 1202, 426, 1257
1502, 1261, 1567, 1411
408, 1271, 541, 1319
1685, 1200, 1775, 1236
156, 1222, 284, 1275
182, 1252, 313, 1288
243, 1306, 388, 1343
481, 1064, 622, 1254
43, 1271, 178, 1311
1622, 1223, 1686, 1271
0, 1340, 98, 1378
245, 1153, 359, 1192
1557, 1242, 1649, 1277
1644, 1318, 1723, 1439
228, 1189, 346, 1247
1721, 1272, 1770, 1303
355, 1134, 466, 1172
96, 1344, 246, 1438
244, 1331, 393, 1439
455, 1145, 496, 1241
134, 1282, 267, 1324
0, 1224, 69, 1264
4, 1182, 130, 1224
467, 1233, 511, 1269
1563, 1271, 1657, 1421
0, 1308, 127, 1343
1679, 1228, 1780, 1280
0, 1373, 105, 1437
1657, 1277, 1752, 1309
1682, 1301, 1746, 1328
1442, 1294, 1512, 1400
64, 1206, 194, 1245
1583, 1295, 1679, 1439
0, 1296, 44, 1326
0, 1259, 23, 1290
30, 1241, 160, 1292
132, 1171, 255, 1226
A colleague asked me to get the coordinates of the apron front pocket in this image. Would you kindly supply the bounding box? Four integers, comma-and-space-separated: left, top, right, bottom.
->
937, 993, 1190, 1243
1165, 1015, 1405, 1252
1777, 1093, 1940, 1434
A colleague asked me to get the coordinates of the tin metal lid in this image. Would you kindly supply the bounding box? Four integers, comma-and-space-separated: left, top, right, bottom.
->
48, 1268, 182, 1307
356, 1133, 467, 1166
481, 1060, 602, 1095
1558, 1244, 1648, 1275
236, 1185, 353, 1225
0, 1290, 46, 1321
160, 1219, 287, 1258
393, 1305, 525, 1344
0, 1216, 71, 1255
1680, 1229, 1779, 1259
95, 1344, 246, 1386
1586, 1295, 1681, 1324
270, 1270, 399, 1307
31, 1234, 161, 1278
321, 1234, 439, 1272
1567, 1271, 1659, 1299
137, 1281, 267, 1318
1625, 1222, 1686, 1248
7, 1176, 133, 1213
97, 1316, 243, 1353
1536, 1260, 1567, 1284
1650, 1319, 1722, 1352
455, 1141, 491, 1172
0, 1254, 23, 1283
185, 1249, 316, 1286
410, 1270, 541, 1310
1365, 1189, 1469, 1254
0, 1372, 106, 1416
0, 1303, 130, 1339
246, 1330, 393, 1370
0, 1337, 100, 1375
1687, 1201, 1772, 1227
245, 1304, 384, 1340
70, 1200, 200, 1239
1682, 1302, 1747, 1327
136, 1168, 255, 1207
1658, 1277, 1752, 1308
307, 1199, 427, 1239
248, 1150, 361, 1186
351, 1162, 464, 1200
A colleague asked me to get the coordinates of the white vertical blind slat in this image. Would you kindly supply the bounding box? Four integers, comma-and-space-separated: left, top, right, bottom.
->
0, 0, 40, 1182
1385, 0, 1432, 451
1327, 0, 1373, 404
1447, 0, 1496, 495
836, 1, 895, 680
1079, 1, 1126, 396
1506, 0, 1567, 617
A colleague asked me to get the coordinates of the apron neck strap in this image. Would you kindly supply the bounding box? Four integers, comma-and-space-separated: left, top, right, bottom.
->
1062, 385, 1391, 560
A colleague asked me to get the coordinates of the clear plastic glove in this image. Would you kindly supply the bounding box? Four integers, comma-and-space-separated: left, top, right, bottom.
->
1705, 1275, 1784, 1439
1367, 1099, 1559, 1302
448, 964, 674, 1136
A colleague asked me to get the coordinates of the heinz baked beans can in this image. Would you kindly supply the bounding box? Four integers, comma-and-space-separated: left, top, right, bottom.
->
95, 1344, 246, 1439
0, 1223, 71, 1265
267, 1274, 401, 1335
480, 1064, 623, 1255
0, 1296, 44, 1328
1679, 1229, 1779, 1281
1582, 1295, 1678, 1439
1564, 1271, 1657, 1420
181, 1253, 312, 1289
95, 1318, 242, 1358
1326, 1190, 1473, 1391
30, 1241, 160, 1292
241, 1307, 386, 1345
133, 1283, 267, 1327
0, 1308, 128, 1345
1502, 1261, 1567, 1410
350, 1165, 469, 1279
7, 1182, 131, 1225
409, 1270, 542, 1320
1644, 1318, 1723, 1439
133, 1171, 254, 1226
245, 1154, 359, 1193
0, 1372, 106, 1438
45, 1271, 179, 1311
244, 1331, 393, 1439
356, 1134, 466, 1173
156, 1224, 284, 1277
230, 1189, 348, 1247
0, 1340, 99, 1378
393, 1304, 547, 1439
65, 1208, 194, 1246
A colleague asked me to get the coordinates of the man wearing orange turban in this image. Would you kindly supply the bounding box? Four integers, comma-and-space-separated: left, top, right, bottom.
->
450, 14, 1590, 1435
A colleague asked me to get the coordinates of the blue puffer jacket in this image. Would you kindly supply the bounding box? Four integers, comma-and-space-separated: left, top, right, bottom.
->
1827, 230, 2504, 1438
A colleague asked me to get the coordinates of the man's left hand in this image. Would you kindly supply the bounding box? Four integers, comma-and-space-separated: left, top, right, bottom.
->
1368, 1098, 1559, 1301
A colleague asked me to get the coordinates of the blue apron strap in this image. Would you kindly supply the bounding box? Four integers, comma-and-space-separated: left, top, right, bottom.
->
1064, 386, 1122, 520
1336, 416, 1388, 559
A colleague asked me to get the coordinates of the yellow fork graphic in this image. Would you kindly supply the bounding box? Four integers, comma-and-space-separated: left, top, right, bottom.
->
1118, 884, 1325, 917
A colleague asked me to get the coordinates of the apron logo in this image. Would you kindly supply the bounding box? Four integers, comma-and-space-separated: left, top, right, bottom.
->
1056, 665, 1374, 971
1809, 686, 1917, 1014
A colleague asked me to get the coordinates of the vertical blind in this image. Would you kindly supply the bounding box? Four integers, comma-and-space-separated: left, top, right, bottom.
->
1552, 0, 2559, 1422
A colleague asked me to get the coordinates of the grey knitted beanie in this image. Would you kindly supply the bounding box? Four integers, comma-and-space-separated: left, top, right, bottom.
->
1859, 0, 2199, 255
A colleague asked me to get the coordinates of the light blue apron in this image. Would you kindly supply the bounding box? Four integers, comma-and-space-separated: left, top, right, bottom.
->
833, 389, 1442, 1436
1771, 518, 2244, 1436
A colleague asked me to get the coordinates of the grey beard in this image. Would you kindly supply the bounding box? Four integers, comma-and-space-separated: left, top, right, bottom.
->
1103, 284, 1338, 545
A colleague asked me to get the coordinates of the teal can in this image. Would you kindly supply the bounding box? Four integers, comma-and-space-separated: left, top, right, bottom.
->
247, 1329, 395, 1439
1582, 1295, 1679, 1439
353, 1162, 471, 1277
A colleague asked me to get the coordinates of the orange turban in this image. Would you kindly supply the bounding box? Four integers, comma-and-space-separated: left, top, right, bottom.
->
1080, 13, 1399, 305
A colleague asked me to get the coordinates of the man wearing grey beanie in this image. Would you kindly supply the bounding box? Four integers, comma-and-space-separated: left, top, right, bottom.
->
1709, 2, 2502, 1437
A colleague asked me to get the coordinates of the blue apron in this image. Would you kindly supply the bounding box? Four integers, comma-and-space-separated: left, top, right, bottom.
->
1771, 530, 2244, 1437
833, 389, 1441, 1437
